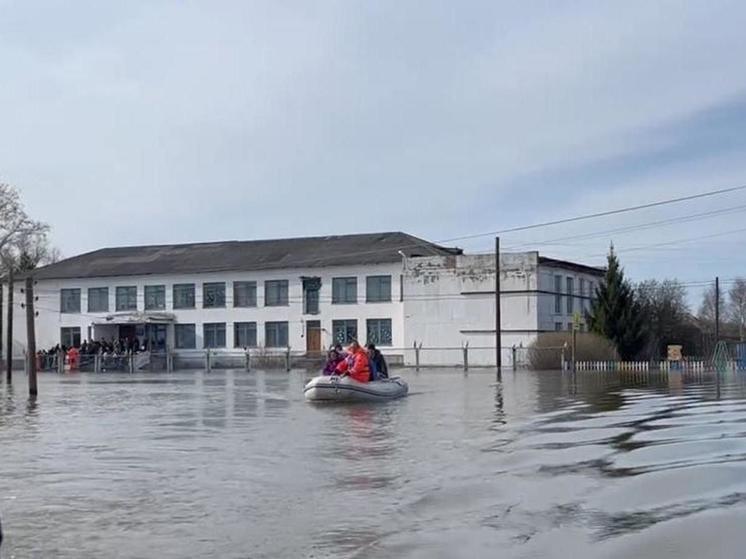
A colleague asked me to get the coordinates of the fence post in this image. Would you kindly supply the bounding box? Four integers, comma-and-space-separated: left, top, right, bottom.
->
512, 345, 517, 371
462, 342, 469, 372
58, 348, 64, 374
206, 349, 211, 373
414, 341, 421, 371
167, 348, 174, 373
129, 352, 135, 374
285, 347, 291, 372
560, 345, 566, 371
245, 349, 251, 372
94, 353, 100, 374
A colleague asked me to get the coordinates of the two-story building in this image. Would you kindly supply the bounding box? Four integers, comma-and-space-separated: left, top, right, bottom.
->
4, 232, 459, 361
3, 231, 605, 367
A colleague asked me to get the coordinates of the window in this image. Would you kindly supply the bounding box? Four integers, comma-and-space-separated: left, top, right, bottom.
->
567, 322, 574, 331
332, 319, 358, 345
265, 280, 289, 306
203, 322, 226, 348
87, 287, 108, 313
265, 321, 289, 347
234, 322, 257, 348
554, 275, 562, 313
175, 324, 196, 349
303, 277, 321, 315
203, 282, 226, 308
144, 285, 166, 310
173, 284, 195, 309
366, 319, 392, 346
332, 277, 357, 304
366, 275, 392, 303
233, 281, 257, 307
580, 278, 586, 298
566, 277, 574, 314
554, 322, 563, 331
60, 288, 81, 313
116, 286, 137, 311
61, 327, 81, 348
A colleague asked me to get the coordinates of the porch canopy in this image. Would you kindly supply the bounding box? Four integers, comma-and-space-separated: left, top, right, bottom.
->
91, 311, 176, 325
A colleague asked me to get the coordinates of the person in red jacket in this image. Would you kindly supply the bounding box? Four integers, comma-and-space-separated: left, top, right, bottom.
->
334, 341, 370, 383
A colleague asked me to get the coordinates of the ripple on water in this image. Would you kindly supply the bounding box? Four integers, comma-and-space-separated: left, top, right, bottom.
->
3, 370, 746, 558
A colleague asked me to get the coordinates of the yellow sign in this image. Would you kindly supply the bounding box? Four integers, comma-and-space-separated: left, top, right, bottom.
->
667, 345, 683, 361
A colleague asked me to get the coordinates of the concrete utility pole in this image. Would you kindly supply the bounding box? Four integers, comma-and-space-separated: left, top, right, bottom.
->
6, 267, 13, 383
715, 276, 720, 343
25, 276, 37, 396
495, 237, 502, 379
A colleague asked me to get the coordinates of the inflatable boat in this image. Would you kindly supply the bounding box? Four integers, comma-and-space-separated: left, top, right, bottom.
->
304, 375, 409, 402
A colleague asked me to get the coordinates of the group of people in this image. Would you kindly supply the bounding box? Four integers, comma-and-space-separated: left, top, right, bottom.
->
36, 337, 144, 371
323, 341, 389, 383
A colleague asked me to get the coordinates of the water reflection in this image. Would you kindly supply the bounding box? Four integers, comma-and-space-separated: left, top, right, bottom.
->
3, 369, 746, 558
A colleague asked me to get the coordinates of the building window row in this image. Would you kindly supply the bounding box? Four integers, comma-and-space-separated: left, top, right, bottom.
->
59, 318, 393, 350
61, 275, 393, 314
553, 275, 597, 316
175, 321, 286, 349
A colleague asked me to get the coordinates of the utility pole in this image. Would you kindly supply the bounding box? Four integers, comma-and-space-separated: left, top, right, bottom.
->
715, 277, 720, 344
495, 237, 502, 379
6, 267, 13, 383
25, 276, 37, 396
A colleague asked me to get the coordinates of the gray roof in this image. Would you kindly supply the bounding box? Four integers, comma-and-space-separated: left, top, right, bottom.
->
539, 256, 605, 276
27, 232, 462, 280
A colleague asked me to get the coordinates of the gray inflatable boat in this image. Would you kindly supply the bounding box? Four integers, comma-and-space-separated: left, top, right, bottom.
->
304, 375, 409, 402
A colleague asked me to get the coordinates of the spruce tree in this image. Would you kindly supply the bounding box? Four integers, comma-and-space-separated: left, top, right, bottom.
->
587, 245, 645, 359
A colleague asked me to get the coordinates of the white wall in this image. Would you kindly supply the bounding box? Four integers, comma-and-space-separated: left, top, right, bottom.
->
3, 262, 406, 358
402, 253, 604, 366
403, 253, 542, 366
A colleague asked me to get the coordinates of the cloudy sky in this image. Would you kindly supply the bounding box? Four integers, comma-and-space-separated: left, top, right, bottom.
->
2, 0, 746, 299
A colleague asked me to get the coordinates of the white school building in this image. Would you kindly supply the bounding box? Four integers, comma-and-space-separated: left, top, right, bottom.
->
3, 232, 603, 367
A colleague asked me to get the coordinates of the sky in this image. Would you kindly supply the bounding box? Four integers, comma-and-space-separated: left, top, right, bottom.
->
2, 0, 746, 305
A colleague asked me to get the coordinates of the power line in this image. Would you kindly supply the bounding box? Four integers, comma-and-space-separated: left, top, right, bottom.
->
450, 184, 746, 241
503, 203, 746, 250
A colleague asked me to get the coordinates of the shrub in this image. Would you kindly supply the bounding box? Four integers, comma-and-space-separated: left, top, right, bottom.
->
528, 332, 618, 370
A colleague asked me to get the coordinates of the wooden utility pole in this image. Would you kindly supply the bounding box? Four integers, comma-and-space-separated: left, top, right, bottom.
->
25, 276, 37, 396
715, 276, 721, 341
6, 267, 13, 383
495, 237, 502, 379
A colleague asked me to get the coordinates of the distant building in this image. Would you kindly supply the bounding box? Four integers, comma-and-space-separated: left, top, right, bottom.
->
402, 252, 604, 365
2, 232, 603, 367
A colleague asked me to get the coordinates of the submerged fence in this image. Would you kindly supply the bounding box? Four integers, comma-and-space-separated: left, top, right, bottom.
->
25, 341, 746, 373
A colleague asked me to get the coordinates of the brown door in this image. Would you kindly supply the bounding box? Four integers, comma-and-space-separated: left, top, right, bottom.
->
306, 320, 321, 353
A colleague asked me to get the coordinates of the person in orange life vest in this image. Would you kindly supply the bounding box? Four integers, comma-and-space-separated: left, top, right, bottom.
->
67, 346, 81, 371
334, 341, 371, 383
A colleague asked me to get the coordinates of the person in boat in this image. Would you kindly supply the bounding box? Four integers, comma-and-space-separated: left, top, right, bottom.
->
323, 344, 345, 375
366, 343, 389, 379
334, 341, 371, 383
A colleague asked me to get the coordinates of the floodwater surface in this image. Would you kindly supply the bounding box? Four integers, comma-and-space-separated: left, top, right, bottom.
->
2, 369, 746, 558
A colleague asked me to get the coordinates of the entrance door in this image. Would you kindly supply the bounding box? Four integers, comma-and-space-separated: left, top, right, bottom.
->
306, 320, 321, 353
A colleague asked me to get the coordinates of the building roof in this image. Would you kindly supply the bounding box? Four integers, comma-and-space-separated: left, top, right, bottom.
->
538, 256, 605, 276
26, 232, 462, 280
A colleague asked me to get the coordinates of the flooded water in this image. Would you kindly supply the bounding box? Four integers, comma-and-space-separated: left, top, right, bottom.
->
2, 369, 746, 558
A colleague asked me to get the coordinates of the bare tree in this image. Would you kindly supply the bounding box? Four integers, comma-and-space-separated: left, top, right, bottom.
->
728, 278, 746, 341
15, 232, 61, 272
698, 283, 724, 328
0, 183, 49, 272
637, 279, 694, 358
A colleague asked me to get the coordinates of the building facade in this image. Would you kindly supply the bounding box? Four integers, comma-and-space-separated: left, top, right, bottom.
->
402, 252, 604, 365
2, 233, 604, 367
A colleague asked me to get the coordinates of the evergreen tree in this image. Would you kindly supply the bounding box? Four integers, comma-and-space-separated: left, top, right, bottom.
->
587, 245, 645, 359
